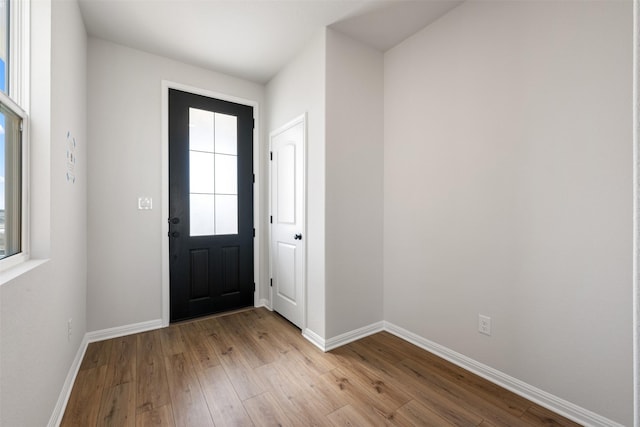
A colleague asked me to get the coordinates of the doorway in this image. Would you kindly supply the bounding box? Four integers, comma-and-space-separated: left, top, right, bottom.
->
168, 88, 254, 322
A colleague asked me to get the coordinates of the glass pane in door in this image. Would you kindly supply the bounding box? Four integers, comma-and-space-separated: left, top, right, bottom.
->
215, 195, 238, 235
189, 151, 215, 194
214, 113, 237, 155
190, 194, 215, 236
188, 108, 239, 236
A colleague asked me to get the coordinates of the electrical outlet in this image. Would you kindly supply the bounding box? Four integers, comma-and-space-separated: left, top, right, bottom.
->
478, 314, 491, 336
67, 318, 73, 341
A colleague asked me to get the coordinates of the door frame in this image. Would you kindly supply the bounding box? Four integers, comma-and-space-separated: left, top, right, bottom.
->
269, 113, 308, 331
161, 80, 261, 326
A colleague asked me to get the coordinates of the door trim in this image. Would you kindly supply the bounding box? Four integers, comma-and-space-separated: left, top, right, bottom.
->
161, 80, 261, 327
269, 113, 307, 331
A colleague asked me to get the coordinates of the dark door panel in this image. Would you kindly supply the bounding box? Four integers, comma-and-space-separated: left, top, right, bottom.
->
169, 89, 254, 322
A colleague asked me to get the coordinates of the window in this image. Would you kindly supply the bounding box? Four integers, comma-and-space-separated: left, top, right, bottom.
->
0, 101, 22, 259
0, 0, 8, 93
0, 0, 28, 266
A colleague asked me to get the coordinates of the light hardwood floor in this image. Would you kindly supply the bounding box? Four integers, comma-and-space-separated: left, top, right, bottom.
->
61, 308, 581, 426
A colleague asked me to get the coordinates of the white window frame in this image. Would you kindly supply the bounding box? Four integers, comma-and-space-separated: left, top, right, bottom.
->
0, 0, 30, 272
9, 0, 29, 110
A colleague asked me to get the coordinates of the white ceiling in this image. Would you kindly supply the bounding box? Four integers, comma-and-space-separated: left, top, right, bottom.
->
78, 0, 463, 84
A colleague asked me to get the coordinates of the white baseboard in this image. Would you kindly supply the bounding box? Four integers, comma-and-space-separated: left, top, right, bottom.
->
302, 328, 327, 351
48, 319, 164, 426
384, 321, 623, 427
325, 321, 385, 351
47, 334, 89, 427
303, 321, 385, 352
255, 299, 272, 310
86, 318, 163, 343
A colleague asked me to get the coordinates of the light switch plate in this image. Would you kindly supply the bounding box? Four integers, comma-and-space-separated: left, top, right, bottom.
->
138, 197, 153, 210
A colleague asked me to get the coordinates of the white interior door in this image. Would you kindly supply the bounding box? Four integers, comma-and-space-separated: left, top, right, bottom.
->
270, 115, 305, 329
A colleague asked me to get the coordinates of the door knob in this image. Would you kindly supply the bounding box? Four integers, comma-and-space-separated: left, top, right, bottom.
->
294, 234, 302, 240
168, 217, 180, 224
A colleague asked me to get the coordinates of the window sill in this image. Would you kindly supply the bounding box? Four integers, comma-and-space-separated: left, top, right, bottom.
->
0, 258, 49, 286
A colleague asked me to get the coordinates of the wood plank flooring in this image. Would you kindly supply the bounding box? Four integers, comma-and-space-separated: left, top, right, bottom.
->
61, 308, 581, 426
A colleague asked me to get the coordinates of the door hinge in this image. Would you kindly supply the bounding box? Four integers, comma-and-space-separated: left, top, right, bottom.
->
253, 228, 255, 237
253, 282, 256, 292
270, 278, 273, 287
270, 216, 273, 224
252, 118, 255, 129
253, 173, 255, 183
270, 151, 273, 161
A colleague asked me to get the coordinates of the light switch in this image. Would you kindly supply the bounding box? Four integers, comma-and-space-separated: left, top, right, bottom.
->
138, 197, 153, 210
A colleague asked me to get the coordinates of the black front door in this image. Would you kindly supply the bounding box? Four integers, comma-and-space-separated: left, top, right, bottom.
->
168, 89, 254, 322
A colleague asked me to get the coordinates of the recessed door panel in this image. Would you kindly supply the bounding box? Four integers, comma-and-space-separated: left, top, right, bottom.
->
276, 242, 296, 303
190, 249, 209, 300
221, 246, 240, 295
277, 144, 296, 224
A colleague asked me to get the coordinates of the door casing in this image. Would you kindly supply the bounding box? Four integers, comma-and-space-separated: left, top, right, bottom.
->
161, 80, 261, 327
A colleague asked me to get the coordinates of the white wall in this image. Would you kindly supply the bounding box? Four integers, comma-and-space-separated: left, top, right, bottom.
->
266, 30, 327, 337
635, 1, 640, 423
0, 0, 88, 425
384, 1, 632, 424
87, 39, 264, 331
325, 29, 384, 338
